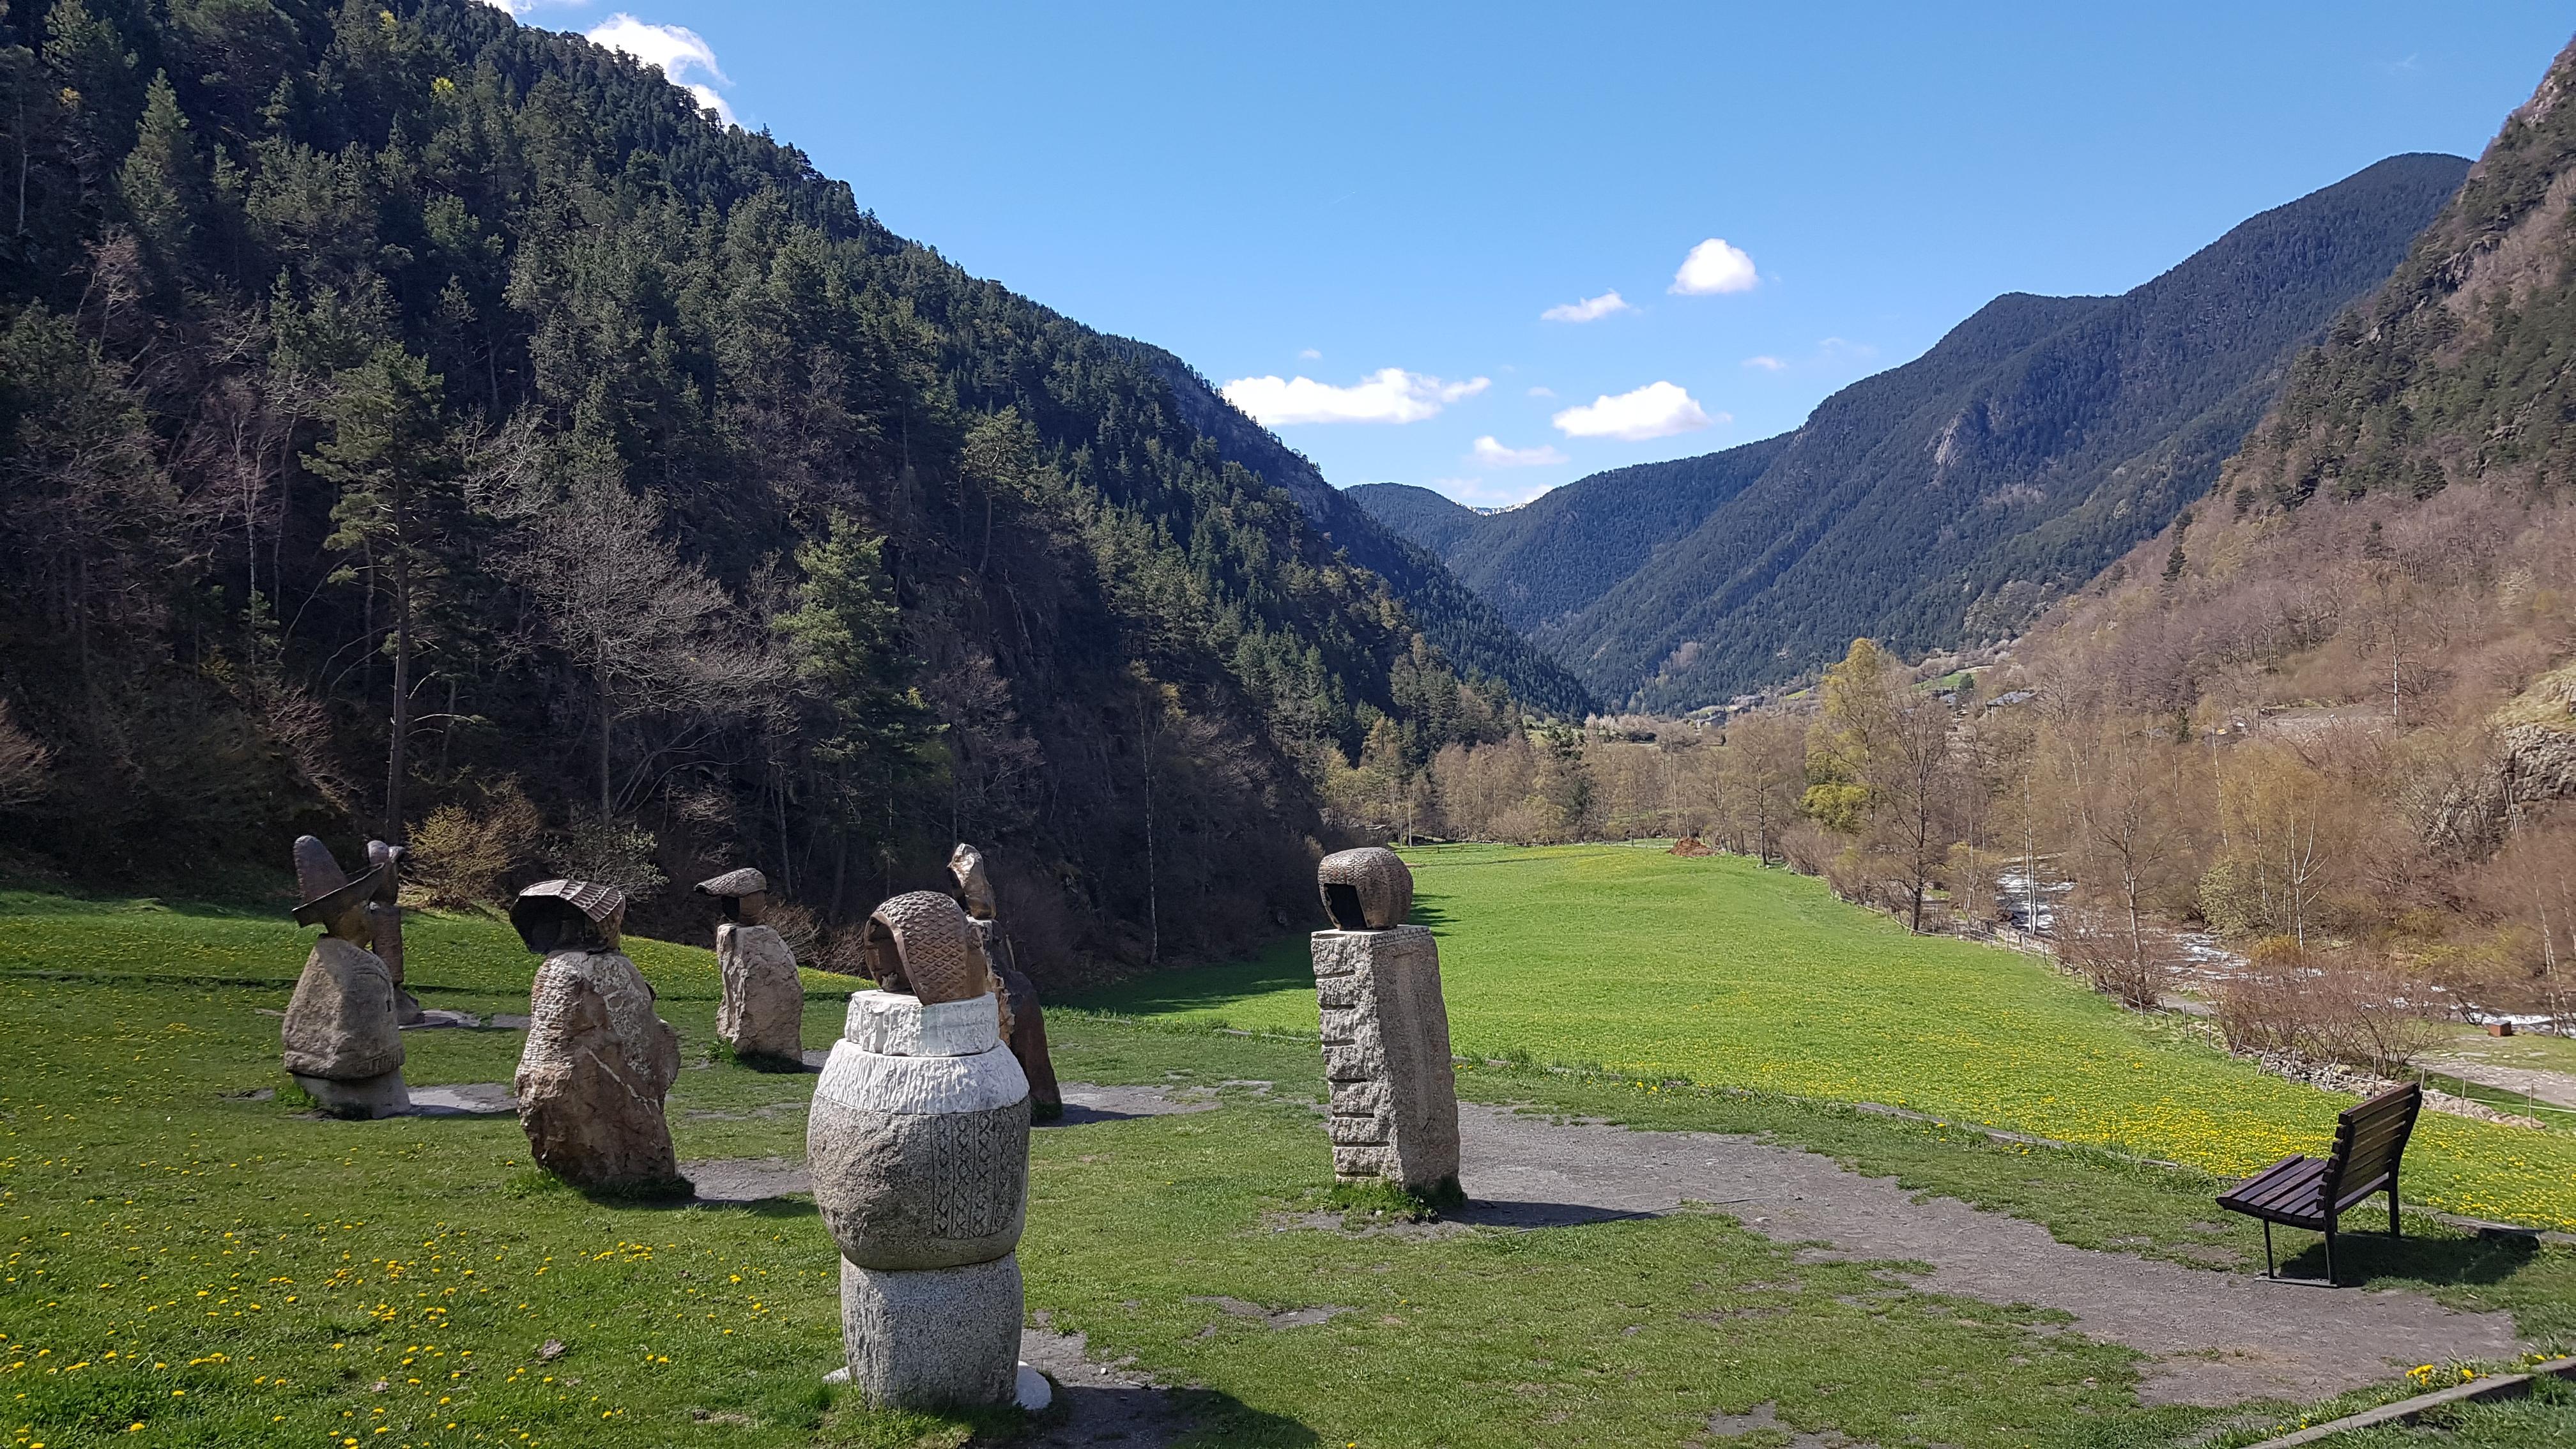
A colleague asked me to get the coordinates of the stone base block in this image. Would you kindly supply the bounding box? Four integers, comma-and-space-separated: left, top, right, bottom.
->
292, 1070, 410, 1120
839, 1254, 1022, 1409
1311, 924, 1460, 1195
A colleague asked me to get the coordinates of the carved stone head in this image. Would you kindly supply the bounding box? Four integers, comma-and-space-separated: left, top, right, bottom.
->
365, 839, 408, 906
1317, 847, 1413, 931
693, 866, 770, 925
947, 843, 997, 921
862, 891, 986, 1004
510, 879, 628, 955
291, 836, 382, 944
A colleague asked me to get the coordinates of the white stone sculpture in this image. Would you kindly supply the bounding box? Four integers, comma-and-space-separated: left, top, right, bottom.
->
811, 890, 1040, 1409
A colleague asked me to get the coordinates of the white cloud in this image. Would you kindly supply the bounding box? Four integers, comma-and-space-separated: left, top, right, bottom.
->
1220, 368, 1489, 426
586, 15, 737, 125
1526, 385, 1555, 399
1540, 290, 1632, 323
1297, 348, 1322, 360
1742, 355, 1787, 372
1470, 436, 1570, 468
1434, 475, 1555, 509
1551, 381, 1722, 441
1671, 237, 1758, 295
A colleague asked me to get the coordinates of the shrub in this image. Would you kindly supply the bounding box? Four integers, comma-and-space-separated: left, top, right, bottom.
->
408, 783, 544, 907
539, 808, 668, 903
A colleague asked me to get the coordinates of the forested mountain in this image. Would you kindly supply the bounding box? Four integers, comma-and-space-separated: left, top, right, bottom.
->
1147, 363, 1593, 717
1346, 482, 1485, 559
1392, 154, 2468, 712
2223, 39, 2576, 505
0, 0, 1528, 976
1354, 436, 1791, 636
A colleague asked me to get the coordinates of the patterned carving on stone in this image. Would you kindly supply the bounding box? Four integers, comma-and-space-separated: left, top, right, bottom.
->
862, 891, 985, 1005
510, 879, 626, 954
1317, 847, 1414, 930
1310, 923, 1460, 1195
512, 919, 684, 1195
809, 986, 1031, 1406
282, 836, 408, 1118
694, 867, 771, 925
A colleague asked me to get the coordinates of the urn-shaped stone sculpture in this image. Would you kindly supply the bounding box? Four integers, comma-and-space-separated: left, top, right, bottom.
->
1310, 848, 1459, 1198
282, 836, 410, 1118
509, 880, 687, 1195
696, 867, 803, 1066
949, 843, 1063, 1121
811, 889, 1036, 1409
365, 839, 425, 1025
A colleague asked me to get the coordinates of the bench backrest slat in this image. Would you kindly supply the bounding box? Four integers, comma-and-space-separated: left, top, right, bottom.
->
2324, 1083, 2420, 1200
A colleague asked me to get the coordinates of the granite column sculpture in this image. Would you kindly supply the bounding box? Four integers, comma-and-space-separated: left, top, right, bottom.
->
280, 836, 410, 1118
809, 890, 1043, 1409
1311, 848, 1460, 1199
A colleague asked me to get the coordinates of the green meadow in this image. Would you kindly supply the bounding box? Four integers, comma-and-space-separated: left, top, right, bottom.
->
1077, 843, 2576, 1232
0, 863, 2570, 1447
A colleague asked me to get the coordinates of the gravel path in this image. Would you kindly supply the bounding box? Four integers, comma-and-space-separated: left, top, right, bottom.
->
679, 1080, 2527, 1436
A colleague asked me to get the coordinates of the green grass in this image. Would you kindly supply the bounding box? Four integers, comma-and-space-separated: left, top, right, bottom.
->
1073, 844, 2576, 1230
4, 882, 2572, 1446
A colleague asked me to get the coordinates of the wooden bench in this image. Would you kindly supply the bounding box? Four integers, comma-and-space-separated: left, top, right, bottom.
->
2218, 1082, 2421, 1285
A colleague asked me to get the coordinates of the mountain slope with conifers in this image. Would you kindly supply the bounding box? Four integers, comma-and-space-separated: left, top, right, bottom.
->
1369, 154, 2468, 711
0, 0, 1528, 974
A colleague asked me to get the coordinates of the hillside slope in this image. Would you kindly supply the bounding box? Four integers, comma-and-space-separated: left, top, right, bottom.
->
0, 0, 1526, 971
1151, 365, 1593, 717
1513, 154, 2471, 709
1346, 482, 1486, 560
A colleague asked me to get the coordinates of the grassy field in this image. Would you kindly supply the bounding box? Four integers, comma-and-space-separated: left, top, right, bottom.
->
1077, 844, 2576, 1231
3, 878, 2572, 1447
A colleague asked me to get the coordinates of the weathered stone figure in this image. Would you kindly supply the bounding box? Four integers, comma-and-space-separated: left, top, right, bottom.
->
948, 843, 1062, 1121
1312, 847, 1460, 1198
811, 889, 1036, 1409
696, 867, 803, 1066
509, 880, 686, 1195
365, 839, 424, 1025
282, 836, 410, 1118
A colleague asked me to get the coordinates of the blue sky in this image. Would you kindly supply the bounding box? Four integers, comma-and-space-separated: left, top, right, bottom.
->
499, 1, 2575, 509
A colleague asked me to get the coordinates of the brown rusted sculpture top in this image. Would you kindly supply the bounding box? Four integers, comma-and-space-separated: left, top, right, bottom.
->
862, 890, 987, 1004
1317, 847, 1413, 931
365, 839, 407, 904
947, 843, 997, 921
511, 879, 627, 955
694, 867, 770, 924
291, 836, 383, 943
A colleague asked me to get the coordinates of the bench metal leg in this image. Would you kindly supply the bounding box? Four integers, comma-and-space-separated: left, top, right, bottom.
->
2262, 1221, 2274, 1278
2324, 1219, 2337, 1287
2389, 1184, 2400, 1238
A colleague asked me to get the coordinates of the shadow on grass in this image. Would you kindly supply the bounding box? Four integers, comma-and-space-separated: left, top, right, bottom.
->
1065, 935, 1315, 1019
2263, 1223, 2540, 1288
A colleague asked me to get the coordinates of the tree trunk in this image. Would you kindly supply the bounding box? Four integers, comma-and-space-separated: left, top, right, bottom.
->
385, 482, 410, 843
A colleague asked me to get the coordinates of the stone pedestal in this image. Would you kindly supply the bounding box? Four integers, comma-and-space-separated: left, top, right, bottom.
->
715, 922, 804, 1064
514, 949, 684, 1193
810, 989, 1029, 1407
282, 937, 410, 1118
1312, 924, 1460, 1195
839, 1255, 1023, 1409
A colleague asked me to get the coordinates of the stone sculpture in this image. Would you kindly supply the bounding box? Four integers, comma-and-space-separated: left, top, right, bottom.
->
281, 836, 410, 1118
365, 839, 424, 1025
696, 867, 803, 1066
949, 843, 1062, 1121
509, 880, 687, 1195
1310, 847, 1460, 1199
811, 889, 1040, 1409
